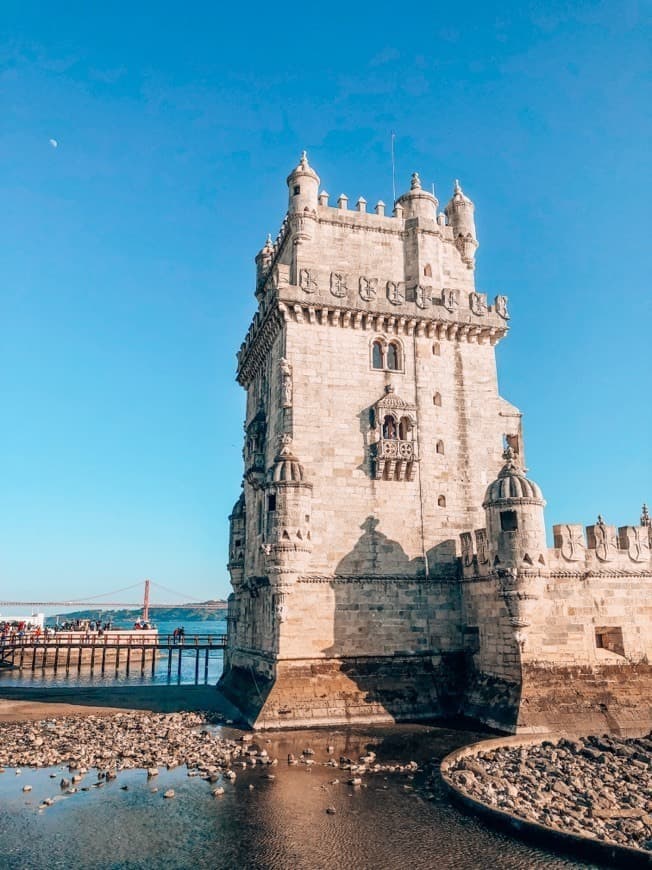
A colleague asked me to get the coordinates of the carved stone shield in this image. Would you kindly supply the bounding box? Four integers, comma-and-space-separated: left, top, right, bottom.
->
299, 268, 318, 293
495, 294, 509, 319
330, 272, 348, 298
415, 285, 431, 309
386, 281, 405, 306
442, 288, 459, 312
470, 292, 488, 316
359, 276, 378, 302
460, 532, 474, 567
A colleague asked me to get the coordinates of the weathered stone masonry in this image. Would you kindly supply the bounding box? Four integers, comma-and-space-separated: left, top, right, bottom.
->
219, 153, 652, 734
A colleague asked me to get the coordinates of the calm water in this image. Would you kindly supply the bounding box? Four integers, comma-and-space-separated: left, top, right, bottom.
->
0, 618, 227, 688
0, 723, 599, 870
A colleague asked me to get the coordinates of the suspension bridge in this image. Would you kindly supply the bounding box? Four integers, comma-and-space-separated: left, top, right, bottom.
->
0, 579, 227, 612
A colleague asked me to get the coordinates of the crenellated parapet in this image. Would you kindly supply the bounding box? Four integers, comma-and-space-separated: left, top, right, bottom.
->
551, 515, 651, 570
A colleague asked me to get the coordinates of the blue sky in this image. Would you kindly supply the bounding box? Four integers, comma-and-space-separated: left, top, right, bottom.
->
1, 1, 650, 606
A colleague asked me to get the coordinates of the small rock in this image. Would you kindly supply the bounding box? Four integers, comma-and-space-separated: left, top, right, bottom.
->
326, 806, 336, 814
212, 787, 225, 796
163, 789, 175, 799
22, 785, 32, 792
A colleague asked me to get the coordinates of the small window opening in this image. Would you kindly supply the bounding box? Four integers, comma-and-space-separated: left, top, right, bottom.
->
382, 415, 397, 439
293, 185, 301, 195
424, 263, 432, 277
257, 500, 263, 535
372, 341, 384, 369
267, 494, 277, 512
387, 342, 400, 371
436, 440, 445, 455
432, 342, 441, 356
595, 627, 625, 657
433, 392, 442, 407
438, 495, 446, 507
305, 514, 310, 523
234, 539, 242, 547
500, 510, 518, 531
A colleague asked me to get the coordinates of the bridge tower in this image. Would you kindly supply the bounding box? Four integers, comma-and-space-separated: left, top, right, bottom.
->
219, 153, 521, 728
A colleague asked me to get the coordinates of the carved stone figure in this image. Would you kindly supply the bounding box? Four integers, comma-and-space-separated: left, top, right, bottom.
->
386, 280, 405, 305
299, 268, 318, 293
470, 292, 488, 316
415, 285, 431, 309
330, 272, 348, 297
495, 294, 510, 319
359, 276, 378, 302
280, 358, 293, 408
442, 288, 459, 312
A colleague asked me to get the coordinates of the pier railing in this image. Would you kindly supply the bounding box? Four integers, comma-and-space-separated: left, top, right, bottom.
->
0, 631, 228, 683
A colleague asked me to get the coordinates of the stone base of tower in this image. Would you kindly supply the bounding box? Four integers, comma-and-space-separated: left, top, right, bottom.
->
514, 661, 652, 737
461, 662, 652, 738
218, 651, 466, 730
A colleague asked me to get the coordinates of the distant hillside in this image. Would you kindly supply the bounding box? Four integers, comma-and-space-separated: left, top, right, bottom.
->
47, 600, 227, 625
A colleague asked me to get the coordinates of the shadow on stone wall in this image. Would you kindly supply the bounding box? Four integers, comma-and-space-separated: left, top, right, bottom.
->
319, 515, 466, 723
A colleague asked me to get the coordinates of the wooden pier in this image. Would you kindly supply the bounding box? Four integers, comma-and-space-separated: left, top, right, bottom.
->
0, 632, 227, 683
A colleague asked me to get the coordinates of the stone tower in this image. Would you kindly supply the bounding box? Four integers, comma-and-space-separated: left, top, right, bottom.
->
219, 153, 523, 728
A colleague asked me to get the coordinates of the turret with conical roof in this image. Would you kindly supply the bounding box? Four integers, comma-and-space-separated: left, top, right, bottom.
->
286, 150, 320, 214
445, 179, 478, 268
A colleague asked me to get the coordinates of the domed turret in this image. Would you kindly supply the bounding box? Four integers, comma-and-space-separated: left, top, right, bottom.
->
395, 172, 438, 221
483, 448, 547, 569
267, 438, 306, 483
263, 436, 313, 579
286, 151, 320, 214
228, 490, 246, 588
444, 179, 478, 268
255, 233, 275, 298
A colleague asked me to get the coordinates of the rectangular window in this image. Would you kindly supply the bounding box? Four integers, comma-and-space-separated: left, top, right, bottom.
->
267, 494, 277, 512
293, 185, 301, 195
500, 510, 518, 531
595, 627, 625, 657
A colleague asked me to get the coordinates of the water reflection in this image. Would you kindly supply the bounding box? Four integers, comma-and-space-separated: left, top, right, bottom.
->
1, 723, 598, 870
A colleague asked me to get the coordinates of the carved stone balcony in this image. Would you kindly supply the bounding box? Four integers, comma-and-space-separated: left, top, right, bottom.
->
373, 438, 418, 481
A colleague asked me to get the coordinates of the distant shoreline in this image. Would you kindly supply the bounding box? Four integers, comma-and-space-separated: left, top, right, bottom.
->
46, 603, 227, 625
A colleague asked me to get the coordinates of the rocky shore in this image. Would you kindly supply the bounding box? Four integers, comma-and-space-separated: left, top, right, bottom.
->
447, 734, 652, 853
0, 710, 423, 811
0, 711, 237, 772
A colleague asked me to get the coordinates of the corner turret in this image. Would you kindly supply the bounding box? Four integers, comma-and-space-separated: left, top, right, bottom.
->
286, 151, 320, 214
445, 179, 478, 268
483, 448, 547, 569
395, 172, 438, 221
255, 233, 274, 299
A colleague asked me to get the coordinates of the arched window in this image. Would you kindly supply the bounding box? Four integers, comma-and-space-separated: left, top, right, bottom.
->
438, 495, 446, 507
424, 263, 432, 277
432, 342, 440, 356
382, 415, 397, 439
372, 340, 384, 369
399, 417, 411, 440
387, 342, 400, 371
436, 440, 445, 455
433, 393, 442, 407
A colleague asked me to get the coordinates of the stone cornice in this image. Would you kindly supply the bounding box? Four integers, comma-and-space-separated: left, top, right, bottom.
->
237, 295, 508, 385
460, 567, 652, 583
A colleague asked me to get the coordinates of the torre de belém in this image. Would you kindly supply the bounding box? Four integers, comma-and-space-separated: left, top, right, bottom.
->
218, 153, 652, 735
